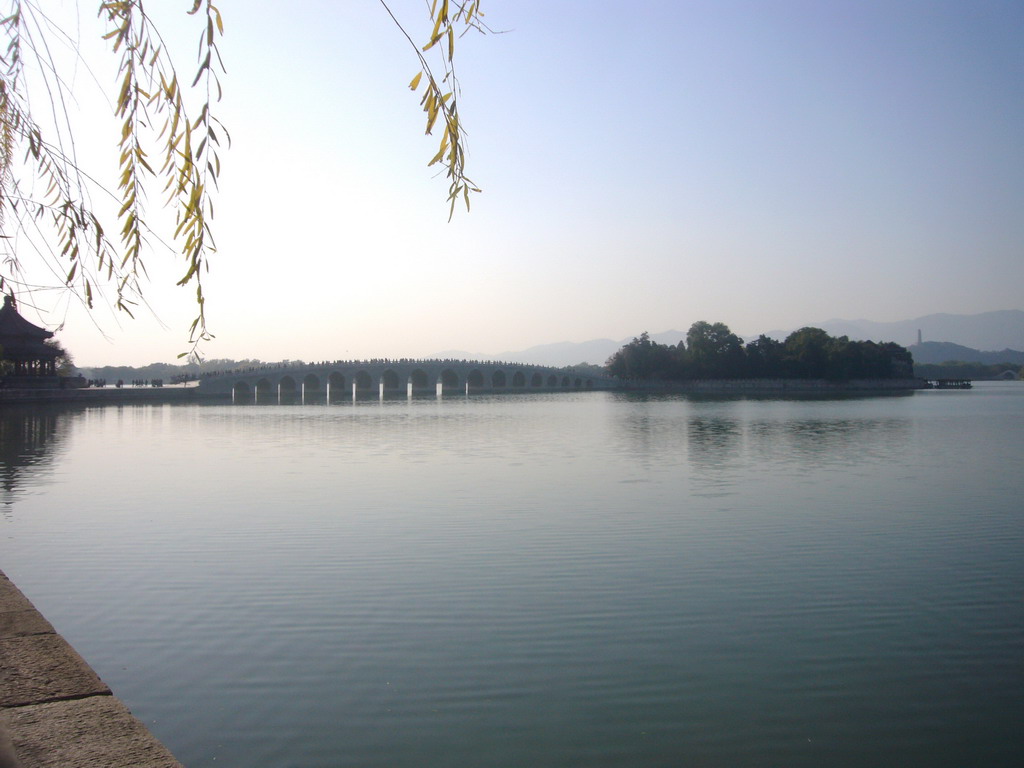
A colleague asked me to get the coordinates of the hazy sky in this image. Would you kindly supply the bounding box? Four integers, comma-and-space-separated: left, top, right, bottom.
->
15, 0, 1024, 366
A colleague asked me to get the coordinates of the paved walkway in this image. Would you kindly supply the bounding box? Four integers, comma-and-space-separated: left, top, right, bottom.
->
0, 569, 182, 767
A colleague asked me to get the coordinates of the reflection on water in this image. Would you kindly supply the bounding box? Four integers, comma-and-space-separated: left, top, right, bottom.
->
0, 386, 1021, 768
0, 405, 76, 513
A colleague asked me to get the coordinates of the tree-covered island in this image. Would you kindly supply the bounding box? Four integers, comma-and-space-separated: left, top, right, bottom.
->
606, 322, 914, 382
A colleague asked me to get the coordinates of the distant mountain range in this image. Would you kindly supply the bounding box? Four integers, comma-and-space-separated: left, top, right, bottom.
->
760, 310, 1024, 350
437, 310, 1024, 367
908, 342, 1024, 366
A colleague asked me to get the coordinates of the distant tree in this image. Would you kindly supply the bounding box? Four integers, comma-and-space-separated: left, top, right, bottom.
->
783, 327, 832, 378
685, 321, 744, 377
605, 332, 675, 380
607, 324, 913, 382
44, 339, 75, 376
744, 334, 785, 377
879, 342, 914, 378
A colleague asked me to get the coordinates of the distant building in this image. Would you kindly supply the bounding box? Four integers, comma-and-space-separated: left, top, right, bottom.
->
0, 295, 60, 388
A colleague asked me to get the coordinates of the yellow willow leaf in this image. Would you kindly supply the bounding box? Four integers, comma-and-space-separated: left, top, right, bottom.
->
178, 261, 198, 285
409, 71, 423, 90
428, 139, 448, 167
191, 53, 211, 87
118, 193, 136, 216
429, 11, 444, 45
425, 101, 439, 134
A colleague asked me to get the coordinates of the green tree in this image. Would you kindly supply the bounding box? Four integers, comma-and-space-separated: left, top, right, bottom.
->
744, 334, 784, 377
606, 332, 675, 380
685, 321, 744, 377
44, 338, 75, 376
783, 327, 832, 378
1, 1, 485, 352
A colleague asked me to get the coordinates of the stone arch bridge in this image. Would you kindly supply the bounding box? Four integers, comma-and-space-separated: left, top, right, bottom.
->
198, 359, 617, 404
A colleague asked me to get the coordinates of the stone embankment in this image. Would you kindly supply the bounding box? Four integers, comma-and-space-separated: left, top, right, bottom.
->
0, 569, 181, 768
0, 386, 205, 405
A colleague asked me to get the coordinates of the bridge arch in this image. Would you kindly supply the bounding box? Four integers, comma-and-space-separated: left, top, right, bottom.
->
279, 375, 298, 404
381, 369, 401, 395
354, 370, 374, 396
530, 372, 543, 388
255, 378, 273, 403
440, 369, 460, 395
410, 369, 430, 393
232, 380, 252, 403
302, 373, 322, 404
561, 376, 571, 387
512, 370, 526, 388
328, 372, 346, 403
467, 369, 484, 390
547, 374, 557, 387
492, 370, 507, 388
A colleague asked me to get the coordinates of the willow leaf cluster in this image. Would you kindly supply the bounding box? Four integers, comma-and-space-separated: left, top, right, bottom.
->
390, 0, 485, 220
1, 1, 485, 353
0, 0, 224, 353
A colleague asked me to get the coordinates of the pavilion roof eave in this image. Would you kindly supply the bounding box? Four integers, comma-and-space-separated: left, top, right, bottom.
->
0, 295, 54, 341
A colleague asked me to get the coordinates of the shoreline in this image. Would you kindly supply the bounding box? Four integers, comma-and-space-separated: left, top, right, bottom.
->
0, 387, 223, 405
614, 377, 926, 394
0, 378, 928, 405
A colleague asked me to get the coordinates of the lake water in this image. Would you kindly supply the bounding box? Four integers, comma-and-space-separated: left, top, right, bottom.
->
1, 383, 1021, 767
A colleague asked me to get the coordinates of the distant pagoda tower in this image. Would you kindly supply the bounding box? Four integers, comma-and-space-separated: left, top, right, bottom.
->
917, 329, 922, 345
0, 295, 60, 387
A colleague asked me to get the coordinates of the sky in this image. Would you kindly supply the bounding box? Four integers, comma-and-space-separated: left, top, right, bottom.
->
9, 0, 1024, 366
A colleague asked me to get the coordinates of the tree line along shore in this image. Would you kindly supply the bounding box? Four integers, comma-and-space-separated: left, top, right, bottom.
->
605, 322, 915, 382
70, 323, 1023, 386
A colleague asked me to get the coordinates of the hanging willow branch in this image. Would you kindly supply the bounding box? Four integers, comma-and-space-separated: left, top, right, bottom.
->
0, 0, 224, 354
384, 0, 487, 220
0, 1, 484, 352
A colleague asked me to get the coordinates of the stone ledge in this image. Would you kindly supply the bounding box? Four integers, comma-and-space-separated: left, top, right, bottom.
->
0, 574, 35, 614
0, 610, 54, 640
0, 635, 110, 708
0, 697, 182, 768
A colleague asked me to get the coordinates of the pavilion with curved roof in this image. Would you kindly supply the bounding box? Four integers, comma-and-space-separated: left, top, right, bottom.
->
0, 295, 60, 387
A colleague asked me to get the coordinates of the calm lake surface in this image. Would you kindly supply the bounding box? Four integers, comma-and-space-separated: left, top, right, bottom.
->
1, 383, 1022, 767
